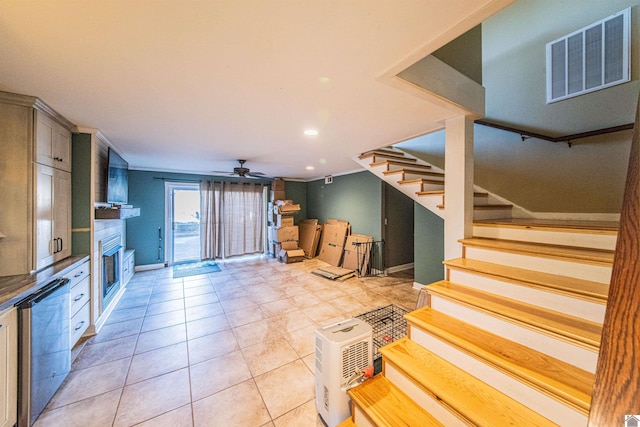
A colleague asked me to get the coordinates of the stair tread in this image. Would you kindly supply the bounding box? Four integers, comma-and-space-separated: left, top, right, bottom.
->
383, 169, 445, 177
348, 374, 443, 427
474, 218, 619, 234
435, 203, 512, 209
444, 257, 608, 303
406, 307, 594, 413
460, 237, 615, 265
381, 338, 557, 426
427, 280, 602, 349
359, 149, 406, 160
416, 190, 488, 196
336, 417, 356, 427
398, 178, 445, 185
370, 159, 427, 169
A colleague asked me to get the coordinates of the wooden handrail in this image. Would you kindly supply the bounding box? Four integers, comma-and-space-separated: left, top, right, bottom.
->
476, 119, 634, 147
587, 96, 640, 425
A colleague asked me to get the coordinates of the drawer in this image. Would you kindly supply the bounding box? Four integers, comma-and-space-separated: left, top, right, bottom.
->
66, 260, 90, 289
69, 276, 90, 317
70, 301, 90, 346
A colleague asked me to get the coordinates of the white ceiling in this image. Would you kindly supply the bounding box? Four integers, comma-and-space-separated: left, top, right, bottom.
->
0, 0, 511, 180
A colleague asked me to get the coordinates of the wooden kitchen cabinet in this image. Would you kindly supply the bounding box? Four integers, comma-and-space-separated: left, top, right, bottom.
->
67, 260, 91, 346
35, 111, 72, 172
0, 91, 74, 276
0, 307, 17, 427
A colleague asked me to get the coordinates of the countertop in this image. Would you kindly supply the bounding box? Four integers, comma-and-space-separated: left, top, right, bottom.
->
0, 255, 90, 312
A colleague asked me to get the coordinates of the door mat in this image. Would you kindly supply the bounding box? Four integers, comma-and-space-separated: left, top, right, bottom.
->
173, 260, 221, 278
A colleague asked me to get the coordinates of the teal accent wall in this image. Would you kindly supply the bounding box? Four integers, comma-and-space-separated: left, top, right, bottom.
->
283, 181, 307, 223
127, 170, 272, 266
71, 133, 92, 255
384, 183, 414, 268
414, 202, 444, 285
306, 171, 382, 239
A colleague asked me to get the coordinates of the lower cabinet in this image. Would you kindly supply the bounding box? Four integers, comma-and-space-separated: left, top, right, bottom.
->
123, 249, 135, 286
0, 307, 17, 427
67, 260, 91, 347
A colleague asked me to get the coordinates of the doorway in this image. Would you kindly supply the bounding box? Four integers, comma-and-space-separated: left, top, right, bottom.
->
165, 182, 201, 265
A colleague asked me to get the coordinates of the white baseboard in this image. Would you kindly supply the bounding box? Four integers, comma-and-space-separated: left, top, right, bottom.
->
134, 263, 165, 272
386, 262, 414, 274
413, 281, 426, 290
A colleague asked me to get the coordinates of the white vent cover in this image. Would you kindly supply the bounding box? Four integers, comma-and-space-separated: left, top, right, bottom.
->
546, 7, 630, 103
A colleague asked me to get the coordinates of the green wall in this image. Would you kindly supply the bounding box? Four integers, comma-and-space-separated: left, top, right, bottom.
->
283, 180, 307, 224
414, 202, 444, 285
306, 171, 382, 240
127, 170, 272, 266
71, 133, 92, 255
384, 183, 414, 268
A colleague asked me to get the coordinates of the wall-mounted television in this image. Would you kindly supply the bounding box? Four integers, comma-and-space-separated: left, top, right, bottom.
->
106, 147, 129, 205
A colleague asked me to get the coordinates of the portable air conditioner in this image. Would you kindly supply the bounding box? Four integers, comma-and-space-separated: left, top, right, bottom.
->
315, 318, 373, 427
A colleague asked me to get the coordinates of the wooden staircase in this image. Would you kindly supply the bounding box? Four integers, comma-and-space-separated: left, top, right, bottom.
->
355, 148, 514, 220
342, 219, 617, 426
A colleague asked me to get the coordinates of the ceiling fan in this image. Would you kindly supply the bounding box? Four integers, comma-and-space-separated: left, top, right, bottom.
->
212, 159, 268, 179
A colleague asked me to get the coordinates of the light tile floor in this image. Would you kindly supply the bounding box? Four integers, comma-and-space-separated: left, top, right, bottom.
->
35, 256, 418, 427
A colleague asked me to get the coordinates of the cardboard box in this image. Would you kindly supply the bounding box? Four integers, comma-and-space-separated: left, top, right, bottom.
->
342, 234, 374, 271
278, 248, 305, 264
298, 219, 322, 258
275, 214, 294, 227
270, 190, 286, 201
317, 219, 349, 266
268, 225, 299, 243
272, 178, 285, 191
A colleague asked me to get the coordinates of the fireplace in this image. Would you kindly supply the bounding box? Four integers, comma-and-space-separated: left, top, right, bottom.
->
101, 235, 123, 311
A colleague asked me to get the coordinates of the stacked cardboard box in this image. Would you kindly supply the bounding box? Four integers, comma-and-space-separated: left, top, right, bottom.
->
317, 219, 350, 267
298, 219, 323, 259
268, 179, 303, 262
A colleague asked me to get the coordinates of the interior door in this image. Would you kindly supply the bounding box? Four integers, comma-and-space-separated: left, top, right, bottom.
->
382, 182, 415, 270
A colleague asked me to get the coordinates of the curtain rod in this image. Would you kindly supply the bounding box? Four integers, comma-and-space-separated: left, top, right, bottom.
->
153, 177, 267, 185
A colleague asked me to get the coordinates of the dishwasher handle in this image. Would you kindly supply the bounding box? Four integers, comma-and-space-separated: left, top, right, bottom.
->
16, 277, 70, 309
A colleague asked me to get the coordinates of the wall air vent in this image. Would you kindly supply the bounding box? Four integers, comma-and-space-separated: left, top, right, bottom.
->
546, 7, 630, 104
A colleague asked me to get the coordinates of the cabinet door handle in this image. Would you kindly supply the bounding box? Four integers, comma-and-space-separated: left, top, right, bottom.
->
75, 321, 85, 331
74, 271, 84, 278
73, 293, 85, 302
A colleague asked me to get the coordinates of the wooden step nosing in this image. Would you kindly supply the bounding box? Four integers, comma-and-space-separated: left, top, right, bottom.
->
444, 258, 608, 303
427, 284, 601, 352
428, 281, 601, 352
473, 220, 619, 235
406, 312, 593, 413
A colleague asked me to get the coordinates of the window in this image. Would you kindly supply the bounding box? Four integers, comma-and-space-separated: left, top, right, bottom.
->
546, 8, 631, 103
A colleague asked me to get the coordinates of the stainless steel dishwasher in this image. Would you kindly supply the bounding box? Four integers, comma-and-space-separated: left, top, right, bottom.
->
17, 277, 71, 427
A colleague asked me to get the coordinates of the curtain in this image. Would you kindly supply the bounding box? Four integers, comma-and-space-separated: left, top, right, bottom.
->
200, 180, 264, 259
223, 182, 264, 257
200, 180, 223, 260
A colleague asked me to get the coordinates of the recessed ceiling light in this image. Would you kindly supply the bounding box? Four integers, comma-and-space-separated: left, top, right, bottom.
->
319, 77, 330, 83
304, 129, 318, 136
306, 166, 315, 170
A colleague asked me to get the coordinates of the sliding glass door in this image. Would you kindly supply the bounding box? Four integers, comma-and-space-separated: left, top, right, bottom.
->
165, 182, 201, 265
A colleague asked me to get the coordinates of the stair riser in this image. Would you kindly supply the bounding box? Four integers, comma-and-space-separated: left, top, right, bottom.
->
418, 183, 445, 192
473, 226, 617, 251
409, 326, 589, 425
463, 246, 612, 284
428, 294, 599, 372
473, 208, 514, 221
447, 268, 606, 323
383, 362, 468, 426
379, 162, 430, 172
352, 406, 375, 427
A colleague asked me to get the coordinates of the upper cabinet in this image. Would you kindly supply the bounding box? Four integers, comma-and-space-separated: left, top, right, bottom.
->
35, 111, 72, 172
0, 91, 75, 276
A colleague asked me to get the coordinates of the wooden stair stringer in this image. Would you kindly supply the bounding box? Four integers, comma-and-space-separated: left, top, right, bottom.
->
380, 337, 557, 426
406, 307, 594, 416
